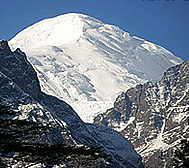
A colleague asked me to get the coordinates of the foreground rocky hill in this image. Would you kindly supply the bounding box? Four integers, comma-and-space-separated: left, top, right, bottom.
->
0, 40, 143, 167
94, 60, 189, 167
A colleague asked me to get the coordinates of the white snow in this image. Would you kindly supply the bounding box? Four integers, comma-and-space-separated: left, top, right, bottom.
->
115, 117, 135, 132
137, 119, 170, 157
141, 41, 158, 52
10, 13, 86, 51
172, 105, 189, 123
72, 101, 114, 123
9, 13, 182, 122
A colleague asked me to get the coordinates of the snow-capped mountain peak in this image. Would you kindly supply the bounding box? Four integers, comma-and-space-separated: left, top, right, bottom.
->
10, 13, 102, 50
9, 13, 182, 122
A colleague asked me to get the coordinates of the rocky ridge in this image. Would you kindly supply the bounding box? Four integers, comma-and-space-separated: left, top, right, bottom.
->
94, 61, 189, 167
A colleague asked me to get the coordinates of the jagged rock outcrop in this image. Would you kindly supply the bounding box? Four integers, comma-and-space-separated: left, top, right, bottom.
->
94, 61, 189, 167
0, 40, 144, 167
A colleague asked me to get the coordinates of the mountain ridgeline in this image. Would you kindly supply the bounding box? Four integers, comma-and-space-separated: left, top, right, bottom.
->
94, 60, 189, 167
0, 40, 143, 167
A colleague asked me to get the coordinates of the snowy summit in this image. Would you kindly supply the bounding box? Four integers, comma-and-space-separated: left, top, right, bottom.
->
9, 13, 182, 122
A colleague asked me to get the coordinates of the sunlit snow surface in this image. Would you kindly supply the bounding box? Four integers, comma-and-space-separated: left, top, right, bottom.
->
9, 13, 182, 122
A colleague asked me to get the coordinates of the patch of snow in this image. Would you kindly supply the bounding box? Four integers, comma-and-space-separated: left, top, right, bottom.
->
72, 101, 114, 123
170, 59, 180, 65
173, 107, 189, 123
136, 122, 143, 139
115, 117, 135, 132
141, 41, 157, 52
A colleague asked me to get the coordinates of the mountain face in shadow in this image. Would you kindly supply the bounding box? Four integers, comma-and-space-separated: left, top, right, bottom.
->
0, 40, 144, 167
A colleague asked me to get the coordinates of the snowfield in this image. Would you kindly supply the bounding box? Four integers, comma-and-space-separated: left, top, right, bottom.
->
9, 13, 182, 122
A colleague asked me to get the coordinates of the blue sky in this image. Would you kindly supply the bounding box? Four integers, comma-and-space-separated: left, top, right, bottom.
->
0, 0, 189, 60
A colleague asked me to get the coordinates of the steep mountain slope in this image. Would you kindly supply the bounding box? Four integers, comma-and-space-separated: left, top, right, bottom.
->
94, 61, 189, 167
9, 13, 182, 122
0, 40, 143, 167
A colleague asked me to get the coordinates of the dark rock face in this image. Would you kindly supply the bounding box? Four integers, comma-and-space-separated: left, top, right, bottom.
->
0, 40, 144, 167
94, 61, 189, 167
0, 40, 41, 100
